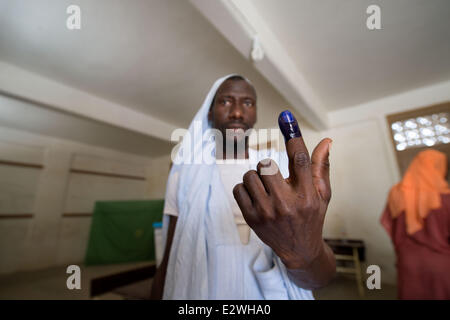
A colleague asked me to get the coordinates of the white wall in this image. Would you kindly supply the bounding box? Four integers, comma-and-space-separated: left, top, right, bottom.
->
0, 125, 170, 274
321, 119, 397, 284
314, 80, 450, 285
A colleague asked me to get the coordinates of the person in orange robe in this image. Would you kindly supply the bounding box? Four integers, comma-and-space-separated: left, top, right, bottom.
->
381, 149, 450, 299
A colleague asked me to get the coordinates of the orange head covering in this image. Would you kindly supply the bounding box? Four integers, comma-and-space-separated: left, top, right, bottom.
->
387, 149, 450, 235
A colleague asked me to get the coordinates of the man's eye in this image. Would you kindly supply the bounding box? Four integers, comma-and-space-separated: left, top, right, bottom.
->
244, 101, 254, 107
222, 99, 231, 105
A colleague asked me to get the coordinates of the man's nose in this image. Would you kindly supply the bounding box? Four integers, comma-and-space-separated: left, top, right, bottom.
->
229, 103, 244, 120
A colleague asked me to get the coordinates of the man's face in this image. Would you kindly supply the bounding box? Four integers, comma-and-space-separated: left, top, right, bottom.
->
208, 78, 257, 143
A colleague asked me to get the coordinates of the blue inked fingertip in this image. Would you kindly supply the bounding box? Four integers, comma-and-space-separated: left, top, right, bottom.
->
278, 110, 302, 142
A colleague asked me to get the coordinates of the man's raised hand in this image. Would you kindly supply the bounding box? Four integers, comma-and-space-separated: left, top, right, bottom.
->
233, 110, 333, 270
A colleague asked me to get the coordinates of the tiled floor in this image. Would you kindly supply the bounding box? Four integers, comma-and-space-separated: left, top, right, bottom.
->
0, 264, 396, 300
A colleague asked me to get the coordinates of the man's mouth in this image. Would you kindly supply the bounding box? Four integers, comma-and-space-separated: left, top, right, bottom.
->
226, 123, 248, 131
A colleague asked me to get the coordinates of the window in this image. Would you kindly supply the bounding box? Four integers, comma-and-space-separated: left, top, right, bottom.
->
391, 113, 449, 151
387, 102, 450, 180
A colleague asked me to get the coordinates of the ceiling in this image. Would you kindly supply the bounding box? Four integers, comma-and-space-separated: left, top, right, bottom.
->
251, 0, 450, 110
0, 0, 293, 130
0, 0, 449, 155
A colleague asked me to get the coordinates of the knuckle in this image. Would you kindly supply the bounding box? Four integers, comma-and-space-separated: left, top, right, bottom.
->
312, 158, 330, 171
273, 198, 292, 216
303, 198, 320, 213
232, 183, 242, 198
243, 170, 257, 182
322, 159, 330, 170
255, 203, 275, 221
293, 151, 310, 168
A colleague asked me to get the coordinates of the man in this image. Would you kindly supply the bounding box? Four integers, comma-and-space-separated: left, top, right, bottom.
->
150, 74, 336, 299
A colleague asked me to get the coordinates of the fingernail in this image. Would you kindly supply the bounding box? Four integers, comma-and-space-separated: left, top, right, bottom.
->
260, 158, 271, 167
328, 140, 333, 153
278, 110, 302, 142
